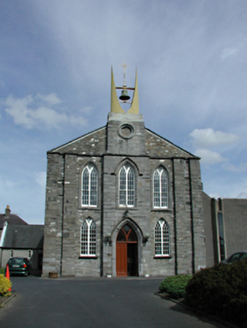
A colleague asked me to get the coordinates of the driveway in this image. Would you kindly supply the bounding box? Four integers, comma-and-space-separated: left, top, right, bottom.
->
0, 276, 228, 328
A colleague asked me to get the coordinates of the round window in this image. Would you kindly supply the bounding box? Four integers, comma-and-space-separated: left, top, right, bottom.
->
118, 124, 134, 139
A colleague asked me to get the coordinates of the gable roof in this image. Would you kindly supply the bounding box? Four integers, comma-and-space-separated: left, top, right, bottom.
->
49, 126, 106, 154
145, 128, 199, 159
0, 214, 28, 230
46, 124, 199, 159
2, 225, 44, 249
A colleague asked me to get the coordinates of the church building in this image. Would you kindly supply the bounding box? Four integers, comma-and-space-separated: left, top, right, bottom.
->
42, 67, 206, 277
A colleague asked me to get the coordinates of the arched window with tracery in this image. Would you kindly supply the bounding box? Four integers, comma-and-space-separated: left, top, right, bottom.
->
80, 218, 96, 256
155, 219, 170, 256
81, 164, 98, 207
119, 164, 135, 207
153, 167, 168, 208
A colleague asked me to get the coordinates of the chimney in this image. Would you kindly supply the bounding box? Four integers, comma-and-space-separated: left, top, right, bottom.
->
5, 205, 11, 217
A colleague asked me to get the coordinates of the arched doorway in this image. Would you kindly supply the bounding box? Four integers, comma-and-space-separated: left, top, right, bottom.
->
116, 224, 138, 276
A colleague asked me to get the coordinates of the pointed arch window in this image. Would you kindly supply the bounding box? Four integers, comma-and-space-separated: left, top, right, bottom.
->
82, 164, 98, 207
119, 164, 135, 207
80, 218, 96, 256
155, 219, 170, 256
153, 167, 168, 208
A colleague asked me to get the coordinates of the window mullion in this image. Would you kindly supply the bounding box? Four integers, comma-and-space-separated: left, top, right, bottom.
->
87, 221, 90, 255
126, 168, 128, 206
159, 173, 162, 208
160, 221, 164, 255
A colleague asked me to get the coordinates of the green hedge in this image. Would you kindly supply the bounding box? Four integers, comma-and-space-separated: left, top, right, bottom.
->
185, 261, 247, 326
159, 275, 192, 299
0, 268, 5, 275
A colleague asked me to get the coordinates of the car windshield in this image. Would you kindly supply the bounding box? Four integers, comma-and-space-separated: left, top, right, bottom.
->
240, 253, 247, 260
228, 253, 241, 263
8, 258, 25, 265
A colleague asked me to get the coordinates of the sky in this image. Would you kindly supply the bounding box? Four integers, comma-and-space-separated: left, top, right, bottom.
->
0, 0, 247, 224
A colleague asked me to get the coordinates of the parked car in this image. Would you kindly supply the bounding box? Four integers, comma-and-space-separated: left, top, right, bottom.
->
6, 257, 31, 276
221, 251, 247, 264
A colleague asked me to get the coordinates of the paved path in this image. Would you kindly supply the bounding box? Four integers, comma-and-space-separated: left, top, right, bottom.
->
0, 276, 228, 328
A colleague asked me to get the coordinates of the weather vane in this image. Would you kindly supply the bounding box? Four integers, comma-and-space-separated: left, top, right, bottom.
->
120, 61, 128, 86
115, 61, 135, 103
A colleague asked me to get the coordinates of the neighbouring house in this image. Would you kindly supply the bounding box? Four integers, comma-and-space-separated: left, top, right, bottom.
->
0, 206, 44, 274
0, 205, 28, 238
203, 193, 247, 267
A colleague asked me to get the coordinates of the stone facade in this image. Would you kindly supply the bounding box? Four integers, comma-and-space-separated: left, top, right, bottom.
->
42, 109, 206, 277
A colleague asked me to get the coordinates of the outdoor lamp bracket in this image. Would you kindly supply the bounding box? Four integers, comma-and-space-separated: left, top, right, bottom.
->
143, 233, 150, 245
105, 233, 112, 246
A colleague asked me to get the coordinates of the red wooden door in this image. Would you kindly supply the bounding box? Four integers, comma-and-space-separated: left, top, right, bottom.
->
116, 224, 138, 277
116, 243, 127, 276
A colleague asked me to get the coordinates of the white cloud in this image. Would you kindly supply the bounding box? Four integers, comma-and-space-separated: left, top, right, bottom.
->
190, 128, 240, 149
195, 149, 227, 165
4, 94, 87, 129
69, 116, 88, 126
37, 93, 62, 105
80, 106, 93, 114
220, 47, 238, 60
222, 163, 247, 173
35, 172, 47, 188
0, 175, 16, 190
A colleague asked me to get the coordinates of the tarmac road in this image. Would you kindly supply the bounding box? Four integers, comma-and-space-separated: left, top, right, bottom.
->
0, 275, 229, 328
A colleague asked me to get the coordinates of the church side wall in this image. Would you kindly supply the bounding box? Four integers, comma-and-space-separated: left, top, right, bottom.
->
202, 192, 215, 267
189, 159, 206, 271
173, 159, 193, 274
42, 154, 65, 276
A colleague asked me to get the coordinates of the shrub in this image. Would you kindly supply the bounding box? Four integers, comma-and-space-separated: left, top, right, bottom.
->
159, 275, 192, 299
0, 268, 5, 275
184, 261, 247, 326
0, 274, 11, 296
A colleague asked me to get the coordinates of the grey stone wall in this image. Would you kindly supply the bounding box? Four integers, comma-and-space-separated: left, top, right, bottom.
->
202, 192, 215, 267
43, 153, 65, 275
43, 112, 206, 277
189, 159, 206, 272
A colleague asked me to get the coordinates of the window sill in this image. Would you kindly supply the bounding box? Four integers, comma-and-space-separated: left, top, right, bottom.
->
79, 207, 100, 211
153, 256, 171, 259
151, 208, 172, 212
78, 256, 98, 259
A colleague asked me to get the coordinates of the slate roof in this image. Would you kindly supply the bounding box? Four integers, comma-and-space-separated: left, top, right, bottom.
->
2, 225, 44, 249
0, 214, 28, 229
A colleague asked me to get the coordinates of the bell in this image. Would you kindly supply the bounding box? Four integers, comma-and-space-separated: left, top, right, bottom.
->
119, 89, 130, 101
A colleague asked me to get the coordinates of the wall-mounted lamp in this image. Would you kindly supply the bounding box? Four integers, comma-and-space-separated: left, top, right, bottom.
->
143, 233, 150, 245
105, 233, 112, 245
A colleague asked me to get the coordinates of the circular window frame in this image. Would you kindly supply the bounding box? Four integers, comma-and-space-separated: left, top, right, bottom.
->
118, 124, 135, 139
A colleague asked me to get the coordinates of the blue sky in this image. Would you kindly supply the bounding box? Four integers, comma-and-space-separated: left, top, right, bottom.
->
1, 0, 247, 224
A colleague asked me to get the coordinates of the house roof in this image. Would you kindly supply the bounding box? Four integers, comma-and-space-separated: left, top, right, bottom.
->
0, 214, 28, 229
2, 225, 44, 249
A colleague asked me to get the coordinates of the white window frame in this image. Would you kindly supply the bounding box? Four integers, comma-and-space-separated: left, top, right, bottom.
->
80, 218, 96, 257
153, 167, 168, 208
81, 164, 98, 207
155, 219, 170, 257
119, 164, 135, 207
